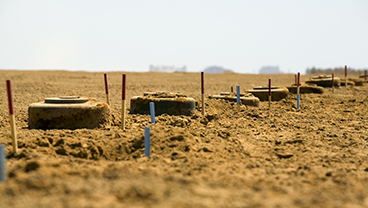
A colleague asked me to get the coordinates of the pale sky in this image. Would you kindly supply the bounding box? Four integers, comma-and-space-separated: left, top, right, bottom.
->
0, 0, 367, 74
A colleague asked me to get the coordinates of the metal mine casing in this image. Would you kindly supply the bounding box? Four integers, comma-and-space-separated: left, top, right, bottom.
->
306, 75, 341, 88
130, 92, 195, 116
287, 84, 324, 94
28, 97, 110, 129
248, 86, 289, 101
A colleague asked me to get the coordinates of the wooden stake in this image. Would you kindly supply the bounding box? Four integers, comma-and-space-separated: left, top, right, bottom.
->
365, 70, 367, 86
297, 72, 300, 95
121, 74, 126, 130
6, 80, 17, 154
201, 72, 205, 115
268, 79, 271, 109
236, 86, 240, 105
345, 65, 347, 88
332, 73, 335, 93
104, 73, 110, 105
297, 72, 300, 109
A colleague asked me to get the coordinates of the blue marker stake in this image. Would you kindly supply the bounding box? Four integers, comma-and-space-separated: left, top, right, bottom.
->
144, 127, 150, 157
297, 94, 300, 109
236, 86, 240, 105
0, 144, 6, 182
149, 102, 156, 124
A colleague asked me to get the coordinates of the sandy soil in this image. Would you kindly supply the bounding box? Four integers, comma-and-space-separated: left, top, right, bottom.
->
1, 70, 368, 208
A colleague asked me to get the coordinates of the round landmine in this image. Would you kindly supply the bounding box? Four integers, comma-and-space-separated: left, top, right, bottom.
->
44, 96, 90, 104
28, 97, 110, 129
209, 92, 259, 107
248, 86, 288, 101
306, 75, 341, 88
359, 76, 368, 84
143, 92, 187, 98
130, 92, 195, 116
287, 84, 324, 94
349, 78, 364, 86
340, 80, 356, 86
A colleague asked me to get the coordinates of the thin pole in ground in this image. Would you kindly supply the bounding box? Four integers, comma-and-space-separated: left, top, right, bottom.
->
6, 80, 17, 154
201, 72, 205, 115
121, 74, 126, 130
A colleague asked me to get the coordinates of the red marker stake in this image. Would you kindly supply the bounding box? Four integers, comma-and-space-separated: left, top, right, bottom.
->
297, 73, 300, 109
345, 65, 347, 88
268, 79, 271, 109
6, 80, 18, 154
231, 86, 233, 93
297, 72, 300, 93
121, 74, 126, 130
201, 72, 205, 115
104, 73, 110, 105
332, 73, 335, 93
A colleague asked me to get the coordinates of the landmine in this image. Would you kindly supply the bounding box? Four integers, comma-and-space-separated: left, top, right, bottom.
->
287, 83, 324, 94
358, 75, 368, 82
341, 80, 355, 87
306, 75, 341, 88
348, 78, 364, 86
209, 92, 259, 107
130, 92, 195, 116
340, 80, 355, 86
248, 86, 288, 101
28, 96, 110, 129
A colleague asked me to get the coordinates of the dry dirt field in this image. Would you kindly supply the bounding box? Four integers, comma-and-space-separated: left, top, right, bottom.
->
1, 70, 368, 208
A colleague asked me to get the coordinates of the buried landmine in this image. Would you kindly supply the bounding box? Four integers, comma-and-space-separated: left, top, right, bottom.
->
358, 75, 368, 84
130, 92, 195, 116
306, 74, 341, 87
341, 80, 356, 86
349, 78, 364, 86
247, 86, 289, 101
287, 83, 324, 94
28, 96, 111, 129
209, 92, 259, 107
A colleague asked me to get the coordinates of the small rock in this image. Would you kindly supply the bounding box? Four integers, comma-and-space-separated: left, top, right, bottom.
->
201, 147, 213, 153
56, 146, 68, 155
171, 152, 187, 160
276, 153, 293, 159
172, 118, 189, 127
25, 161, 40, 172
36, 138, 49, 147
200, 117, 209, 125
54, 139, 65, 147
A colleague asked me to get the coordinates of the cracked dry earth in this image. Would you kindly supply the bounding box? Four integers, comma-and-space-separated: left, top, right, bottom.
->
1, 70, 368, 208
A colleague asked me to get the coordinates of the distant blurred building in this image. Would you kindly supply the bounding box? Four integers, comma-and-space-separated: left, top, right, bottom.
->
259, 66, 281, 74
203, 66, 233, 74
149, 65, 187, 73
